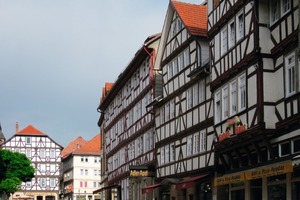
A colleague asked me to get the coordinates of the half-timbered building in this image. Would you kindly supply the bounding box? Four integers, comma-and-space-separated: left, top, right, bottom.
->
94, 82, 114, 200
150, 1, 214, 199
97, 34, 160, 200
2, 124, 63, 200
207, 0, 300, 199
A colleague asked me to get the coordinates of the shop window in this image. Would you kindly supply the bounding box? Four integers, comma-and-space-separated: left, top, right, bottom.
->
292, 170, 300, 200
267, 174, 286, 200
250, 179, 262, 200
230, 182, 245, 200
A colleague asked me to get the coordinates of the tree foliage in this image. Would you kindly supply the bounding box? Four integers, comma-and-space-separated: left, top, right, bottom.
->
0, 149, 35, 196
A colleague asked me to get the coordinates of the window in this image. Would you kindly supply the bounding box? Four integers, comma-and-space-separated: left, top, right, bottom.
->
40, 164, 46, 172
187, 87, 193, 110
50, 149, 55, 158
80, 169, 84, 176
85, 169, 88, 175
39, 149, 45, 158
161, 147, 165, 165
40, 178, 46, 187
50, 164, 55, 172
170, 99, 175, 119
230, 81, 237, 116
221, 27, 227, 55
228, 21, 235, 48
187, 135, 193, 156
193, 133, 200, 154
170, 143, 175, 162
193, 84, 199, 107
270, 0, 291, 24
200, 131, 206, 153
237, 13, 244, 41
282, 0, 291, 15
238, 74, 246, 111
26, 149, 31, 158
178, 52, 184, 72
26, 137, 31, 144
222, 86, 229, 119
165, 145, 170, 163
50, 178, 55, 187
215, 74, 246, 123
285, 52, 296, 96
168, 63, 173, 80
215, 91, 221, 123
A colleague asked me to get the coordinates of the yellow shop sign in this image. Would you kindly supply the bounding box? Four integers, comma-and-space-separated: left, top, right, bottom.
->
245, 161, 293, 180
214, 173, 245, 186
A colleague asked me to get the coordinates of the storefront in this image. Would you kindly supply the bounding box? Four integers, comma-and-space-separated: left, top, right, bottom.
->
214, 161, 294, 200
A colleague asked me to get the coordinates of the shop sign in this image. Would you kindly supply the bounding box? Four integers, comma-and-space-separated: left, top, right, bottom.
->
218, 116, 247, 142
129, 165, 155, 177
214, 173, 245, 186
245, 161, 293, 180
130, 170, 155, 177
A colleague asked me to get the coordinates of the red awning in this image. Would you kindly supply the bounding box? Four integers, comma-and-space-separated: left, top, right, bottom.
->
142, 183, 161, 194
176, 173, 209, 190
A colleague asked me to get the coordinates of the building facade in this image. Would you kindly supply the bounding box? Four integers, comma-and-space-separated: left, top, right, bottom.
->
207, 0, 300, 199
61, 135, 101, 200
2, 124, 63, 200
149, 1, 214, 200
97, 34, 161, 200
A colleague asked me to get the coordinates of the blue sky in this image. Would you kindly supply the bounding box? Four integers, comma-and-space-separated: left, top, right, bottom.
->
0, 0, 203, 147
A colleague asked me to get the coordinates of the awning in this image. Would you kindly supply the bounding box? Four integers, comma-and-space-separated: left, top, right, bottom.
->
176, 173, 209, 190
142, 183, 161, 194
93, 185, 119, 194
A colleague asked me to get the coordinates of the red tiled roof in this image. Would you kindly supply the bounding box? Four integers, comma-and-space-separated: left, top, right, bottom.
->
16, 125, 46, 136
61, 136, 87, 158
172, 1, 207, 37
73, 134, 101, 155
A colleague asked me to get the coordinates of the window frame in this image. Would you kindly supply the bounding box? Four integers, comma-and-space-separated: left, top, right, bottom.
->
285, 52, 296, 97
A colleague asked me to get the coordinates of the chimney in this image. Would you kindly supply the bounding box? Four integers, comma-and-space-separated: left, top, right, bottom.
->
16, 122, 19, 133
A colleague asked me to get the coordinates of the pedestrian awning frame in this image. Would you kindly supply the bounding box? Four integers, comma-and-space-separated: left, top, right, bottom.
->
142, 183, 161, 194
176, 173, 209, 190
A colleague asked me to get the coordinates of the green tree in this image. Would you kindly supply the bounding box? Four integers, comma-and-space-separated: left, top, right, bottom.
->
0, 149, 35, 197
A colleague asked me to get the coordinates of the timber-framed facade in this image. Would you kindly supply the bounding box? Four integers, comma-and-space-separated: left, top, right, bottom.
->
97, 34, 160, 200
208, 0, 300, 199
149, 1, 214, 200
3, 124, 62, 200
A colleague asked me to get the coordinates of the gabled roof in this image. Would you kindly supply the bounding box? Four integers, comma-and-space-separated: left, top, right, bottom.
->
171, 1, 207, 36
61, 136, 87, 158
16, 124, 46, 136
73, 134, 101, 155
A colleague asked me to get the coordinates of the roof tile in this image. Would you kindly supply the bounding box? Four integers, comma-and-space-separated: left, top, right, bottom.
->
172, 1, 207, 37
16, 125, 46, 136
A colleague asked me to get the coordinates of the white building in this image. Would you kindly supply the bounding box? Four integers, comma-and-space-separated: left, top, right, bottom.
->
2, 124, 63, 200
61, 135, 101, 200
